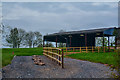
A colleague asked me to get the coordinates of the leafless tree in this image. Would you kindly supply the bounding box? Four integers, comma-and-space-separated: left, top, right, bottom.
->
17, 28, 26, 48
33, 31, 42, 48
24, 31, 34, 48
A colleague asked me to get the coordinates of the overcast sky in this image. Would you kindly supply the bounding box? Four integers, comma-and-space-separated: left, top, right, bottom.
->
2, 2, 118, 36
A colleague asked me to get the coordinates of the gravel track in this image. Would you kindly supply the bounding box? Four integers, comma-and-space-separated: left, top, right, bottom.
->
2, 56, 118, 78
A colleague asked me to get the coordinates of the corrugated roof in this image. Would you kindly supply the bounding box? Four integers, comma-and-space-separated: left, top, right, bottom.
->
44, 27, 116, 37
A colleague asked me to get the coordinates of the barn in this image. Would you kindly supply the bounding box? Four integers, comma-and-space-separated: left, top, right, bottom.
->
43, 27, 118, 48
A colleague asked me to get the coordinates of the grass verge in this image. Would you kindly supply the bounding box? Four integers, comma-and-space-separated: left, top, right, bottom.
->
66, 52, 119, 68
2, 48, 43, 67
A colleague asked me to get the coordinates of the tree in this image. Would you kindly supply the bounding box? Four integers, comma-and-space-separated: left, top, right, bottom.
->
96, 37, 102, 46
58, 43, 66, 47
17, 28, 26, 48
24, 31, 34, 48
37, 44, 43, 47
2, 24, 12, 47
3, 25, 43, 48
6, 28, 19, 48
110, 37, 115, 46
4, 27, 27, 48
33, 31, 42, 48
95, 37, 108, 47
45, 42, 54, 47
104, 38, 108, 46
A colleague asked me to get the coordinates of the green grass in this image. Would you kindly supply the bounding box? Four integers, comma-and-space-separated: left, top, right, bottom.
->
2, 47, 119, 69
66, 52, 119, 68
0, 49, 2, 68
2, 48, 43, 67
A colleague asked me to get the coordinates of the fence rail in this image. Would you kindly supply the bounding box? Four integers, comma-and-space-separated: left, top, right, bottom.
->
59, 46, 115, 55
43, 46, 115, 67
43, 47, 64, 68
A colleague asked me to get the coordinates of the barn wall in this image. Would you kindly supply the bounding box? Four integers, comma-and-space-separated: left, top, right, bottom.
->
68, 33, 95, 47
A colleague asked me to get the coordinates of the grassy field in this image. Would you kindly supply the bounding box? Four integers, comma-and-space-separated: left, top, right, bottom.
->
0, 49, 2, 68
2, 47, 119, 69
2, 48, 43, 67
66, 52, 119, 68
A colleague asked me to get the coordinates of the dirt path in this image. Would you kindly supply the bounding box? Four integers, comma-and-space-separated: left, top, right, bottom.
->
2, 56, 118, 78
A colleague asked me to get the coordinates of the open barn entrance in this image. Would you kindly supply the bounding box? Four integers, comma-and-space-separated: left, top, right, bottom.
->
44, 27, 119, 48
43, 27, 119, 55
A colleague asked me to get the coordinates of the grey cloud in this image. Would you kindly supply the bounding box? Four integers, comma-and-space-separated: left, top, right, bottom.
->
2, 2, 118, 36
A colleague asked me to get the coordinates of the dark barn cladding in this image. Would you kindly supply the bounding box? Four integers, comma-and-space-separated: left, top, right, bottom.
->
44, 27, 117, 47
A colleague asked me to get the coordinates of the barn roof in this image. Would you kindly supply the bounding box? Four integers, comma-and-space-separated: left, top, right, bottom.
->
44, 27, 116, 37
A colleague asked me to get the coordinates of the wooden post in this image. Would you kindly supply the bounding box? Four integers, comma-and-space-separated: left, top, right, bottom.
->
59, 50, 61, 65
92, 46, 93, 53
80, 47, 81, 53
73, 48, 75, 54
51, 48, 52, 54
104, 47, 105, 53
47, 47, 48, 58
57, 49, 58, 64
48, 48, 50, 55
62, 49, 64, 68
98, 47, 99, 53
53, 49, 56, 62
52, 49, 53, 61
86, 47, 88, 53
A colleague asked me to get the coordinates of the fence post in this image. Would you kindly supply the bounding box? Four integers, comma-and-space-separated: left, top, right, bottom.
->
86, 47, 88, 53
80, 47, 81, 53
52, 48, 53, 61
98, 47, 99, 53
92, 46, 93, 53
47, 47, 48, 58
73, 47, 75, 54
62, 49, 64, 68
114, 46, 116, 52
57, 49, 58, 64
104, 47, 105, 53
59, 50, 61, 65
48, 48, 49, 54
53, 49, 55, 62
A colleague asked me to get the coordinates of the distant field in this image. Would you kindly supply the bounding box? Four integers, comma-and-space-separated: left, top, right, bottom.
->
66, 52, 119, 68
2, 48, 43, 67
